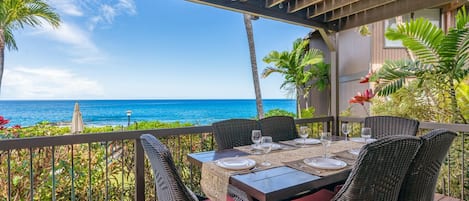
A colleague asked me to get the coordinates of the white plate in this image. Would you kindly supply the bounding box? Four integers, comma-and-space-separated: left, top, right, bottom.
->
350, 137, 377, 143
348, 148, 360, 156
303, 158, 347, 170
294, 138, 321, 145
251, 143, 283, 150
215, 158, 256, 170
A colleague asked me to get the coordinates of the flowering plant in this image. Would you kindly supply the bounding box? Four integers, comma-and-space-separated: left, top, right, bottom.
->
0, 116, 22, 138
349, 71, 375, 116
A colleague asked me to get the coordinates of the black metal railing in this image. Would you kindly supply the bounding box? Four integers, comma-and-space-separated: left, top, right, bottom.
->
0, 116, 467, 200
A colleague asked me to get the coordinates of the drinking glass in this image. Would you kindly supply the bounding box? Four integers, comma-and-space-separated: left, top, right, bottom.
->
251, 130, 262, 147
361, 127, 372, 143
260, 136, 273, 166
341, 123, 351, 142
320, 132, 332, 158
299, 126, 310, 147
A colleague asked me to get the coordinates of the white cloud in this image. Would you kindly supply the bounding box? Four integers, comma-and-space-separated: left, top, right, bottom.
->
2, 66, 104, 99
48, 0, 83, 16
117, 0, 137, 15
35, 20, 105, 63
88, 0, 137, 31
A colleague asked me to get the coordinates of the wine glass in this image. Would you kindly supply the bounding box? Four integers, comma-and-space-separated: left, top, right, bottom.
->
251, 130, 262, 148
361, 127, 372, 143
320, 132, 332, 158
299, 126, 310, 147
341, 123, 351, 142
260, 136, 273, 166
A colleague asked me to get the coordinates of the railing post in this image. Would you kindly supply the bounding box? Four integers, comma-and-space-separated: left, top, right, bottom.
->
135, 139, 145, 201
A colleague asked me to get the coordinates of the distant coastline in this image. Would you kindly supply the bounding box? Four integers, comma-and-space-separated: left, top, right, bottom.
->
0, 99, 296, 127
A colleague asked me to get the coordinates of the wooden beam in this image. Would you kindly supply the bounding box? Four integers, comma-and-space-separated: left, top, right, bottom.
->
442, 0, 466, 12
266, 0, 287, 8
336, 0, 454, 31
307, 0, 359, 18
328, 0, 396, 22
288, 0, 322, 13
318, 28, 335, 51
188, 0, 332, 30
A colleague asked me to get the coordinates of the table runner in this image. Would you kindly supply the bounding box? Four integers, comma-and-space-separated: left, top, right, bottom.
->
201, 141, 363, 201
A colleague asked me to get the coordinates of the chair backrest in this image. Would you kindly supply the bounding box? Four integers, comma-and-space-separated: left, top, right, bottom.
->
398, 129, 457, 201
364, 116, 420, 139
212, 119, 260, 150
140, 134, 198, 201
332, 135, 422, 201
259, 116, 298, 142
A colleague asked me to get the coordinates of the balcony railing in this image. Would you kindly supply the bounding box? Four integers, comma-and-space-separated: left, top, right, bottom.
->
0, 116, 467, 200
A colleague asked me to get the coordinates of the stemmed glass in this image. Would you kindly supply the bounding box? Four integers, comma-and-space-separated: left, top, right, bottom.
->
260, 136, 273, 166
299, 126, 310, 147
251, 130, 262, 149
341, 123, 351, 142
320, 132, 332, 158
361, 127, 372, 143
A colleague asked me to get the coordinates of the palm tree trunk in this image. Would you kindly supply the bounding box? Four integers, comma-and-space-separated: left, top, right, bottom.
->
0, 28, 5, 94
243, 14, 264, 119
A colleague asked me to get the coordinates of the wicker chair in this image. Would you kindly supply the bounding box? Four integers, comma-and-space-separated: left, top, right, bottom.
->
141, 134, 199, 201
331, 135, 422, 201
259, 116, 298, 142
364, 116, 420, 139
398, 129, 457, 201
141, 134, 250, 201
212, 119, 260, 150
292, 136, 422, 201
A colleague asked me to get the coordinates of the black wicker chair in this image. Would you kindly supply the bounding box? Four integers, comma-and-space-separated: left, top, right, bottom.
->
331, 135, 422, 201
141, 134, 250, 201
141, 134, 199, 201
364, 116, 420, 139
259, 116, 298, 142
398, 129, 457, 201
293, 135, 422, 201
212, 119, 260, 150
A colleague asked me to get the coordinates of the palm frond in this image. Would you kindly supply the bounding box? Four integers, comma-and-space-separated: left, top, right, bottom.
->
3, 27, 17, 50
385, 18, 443, 65
374, 60, 417, 96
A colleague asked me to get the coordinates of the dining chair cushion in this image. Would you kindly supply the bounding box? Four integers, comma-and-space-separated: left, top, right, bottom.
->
291, 189, 335, 201
364, 115, 420, 138
259, 116, 298, 142
212, 119, 260, 150
398, 129, 456, 201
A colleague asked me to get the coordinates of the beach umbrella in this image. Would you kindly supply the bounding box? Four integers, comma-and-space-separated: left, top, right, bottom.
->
71, 102, 84, 134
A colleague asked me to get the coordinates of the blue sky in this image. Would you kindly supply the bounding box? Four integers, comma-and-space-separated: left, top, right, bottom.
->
2, 0, 311, 100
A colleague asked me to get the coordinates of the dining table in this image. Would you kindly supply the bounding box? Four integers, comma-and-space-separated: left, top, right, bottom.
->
187, 136, 367, 201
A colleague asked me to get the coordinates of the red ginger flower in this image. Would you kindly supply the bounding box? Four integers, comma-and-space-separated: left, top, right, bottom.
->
349, 89, 374, 105
359, 71, 373, 83
0, 116, 10, 130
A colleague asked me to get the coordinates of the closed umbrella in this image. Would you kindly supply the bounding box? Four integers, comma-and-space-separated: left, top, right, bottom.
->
71, 102, 84, 134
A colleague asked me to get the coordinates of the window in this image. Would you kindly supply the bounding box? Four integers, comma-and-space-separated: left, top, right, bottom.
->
384, 9, 440, 48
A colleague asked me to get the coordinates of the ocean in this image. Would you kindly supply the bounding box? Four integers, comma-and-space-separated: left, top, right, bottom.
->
0, 99, 296, 127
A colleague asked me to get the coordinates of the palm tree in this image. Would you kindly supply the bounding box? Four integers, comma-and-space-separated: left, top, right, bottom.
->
243, 14, 264, 119
262, 38, 324, 118
374, 7, 469, 123
0, 0, 60, 93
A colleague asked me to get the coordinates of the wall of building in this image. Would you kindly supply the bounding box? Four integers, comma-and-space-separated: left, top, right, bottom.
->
337, 28, 372, 117
370, 21, 409, 72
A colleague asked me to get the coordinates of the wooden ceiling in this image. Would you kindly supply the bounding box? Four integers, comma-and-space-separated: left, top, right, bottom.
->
188, 0, 455, 31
